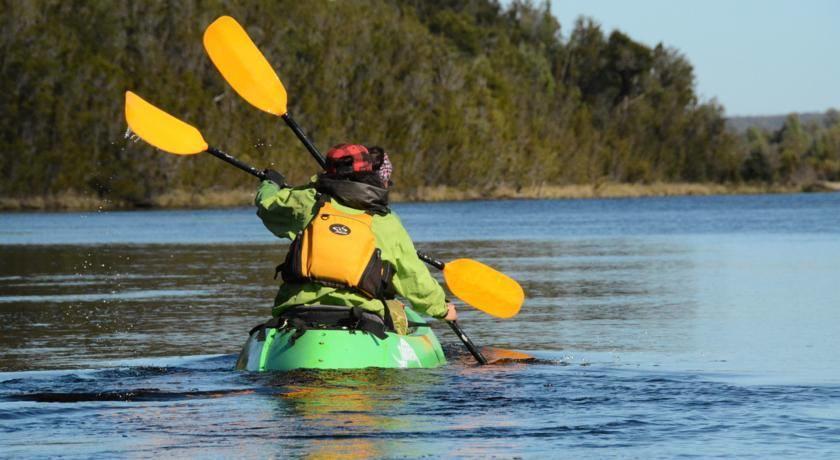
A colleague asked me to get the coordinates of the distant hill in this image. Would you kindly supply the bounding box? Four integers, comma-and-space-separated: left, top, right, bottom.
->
727, 112, 828, 133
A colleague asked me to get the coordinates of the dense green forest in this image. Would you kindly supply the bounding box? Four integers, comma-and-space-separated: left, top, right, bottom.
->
1, 0, 839, 208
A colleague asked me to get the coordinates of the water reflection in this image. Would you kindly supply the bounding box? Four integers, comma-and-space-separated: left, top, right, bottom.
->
282, 385, 383, 459
280, 376, 397, 459
243, 369, 446, 459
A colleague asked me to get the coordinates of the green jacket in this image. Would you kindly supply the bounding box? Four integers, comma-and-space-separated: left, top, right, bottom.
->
255, 179, 447, 319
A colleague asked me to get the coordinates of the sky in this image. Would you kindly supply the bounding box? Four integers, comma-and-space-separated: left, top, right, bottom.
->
547, 0, 840, 116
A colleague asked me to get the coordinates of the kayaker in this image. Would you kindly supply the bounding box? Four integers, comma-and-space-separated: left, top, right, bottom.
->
255, 144, 457, 334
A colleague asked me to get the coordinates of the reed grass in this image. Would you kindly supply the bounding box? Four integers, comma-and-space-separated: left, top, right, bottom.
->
0, 182, 830, 211
150, 189, 254, 208
390, 182, 802, 202
0, 193, 112, 211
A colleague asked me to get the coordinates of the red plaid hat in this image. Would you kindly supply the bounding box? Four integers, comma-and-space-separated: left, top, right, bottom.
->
325, 144, 374, 174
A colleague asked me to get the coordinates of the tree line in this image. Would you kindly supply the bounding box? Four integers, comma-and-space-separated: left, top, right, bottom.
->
1, 0, 838, 207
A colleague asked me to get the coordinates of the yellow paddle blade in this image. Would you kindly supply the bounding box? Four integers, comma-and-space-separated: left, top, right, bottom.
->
482, 347, 536, 364
443, 259, 524, 318
124, 91, 208, 155
203, 16, 288, 116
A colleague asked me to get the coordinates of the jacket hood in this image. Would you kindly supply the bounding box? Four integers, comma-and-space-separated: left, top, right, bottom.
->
315, 176, 390, 215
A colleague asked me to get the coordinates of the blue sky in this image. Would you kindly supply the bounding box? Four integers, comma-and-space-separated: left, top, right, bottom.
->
546, 0, 840, 116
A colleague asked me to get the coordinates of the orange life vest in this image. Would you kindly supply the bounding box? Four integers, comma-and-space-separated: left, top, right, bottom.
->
278, 197, 395, 299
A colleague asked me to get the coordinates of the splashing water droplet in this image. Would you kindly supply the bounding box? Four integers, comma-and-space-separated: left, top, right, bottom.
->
124, 127, 140, 143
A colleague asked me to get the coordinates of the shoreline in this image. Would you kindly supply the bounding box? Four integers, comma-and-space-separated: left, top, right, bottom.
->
1, 181, 837, 212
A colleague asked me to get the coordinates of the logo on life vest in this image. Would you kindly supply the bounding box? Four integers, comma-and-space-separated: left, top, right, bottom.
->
329, 224, 351, 235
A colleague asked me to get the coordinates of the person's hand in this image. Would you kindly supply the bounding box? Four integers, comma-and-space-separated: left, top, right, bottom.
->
443, 302, 458, 321
262, 169, 286, 186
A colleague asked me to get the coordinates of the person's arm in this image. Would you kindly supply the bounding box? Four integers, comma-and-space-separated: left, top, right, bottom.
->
384, 219, 449, 319
255, 179, 317, 240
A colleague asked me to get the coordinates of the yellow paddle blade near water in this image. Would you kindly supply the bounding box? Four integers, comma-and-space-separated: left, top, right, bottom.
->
443, 259, 524, 318
124, 91, 208, 155
482, 347, 536, 364
203, 16, 288, 116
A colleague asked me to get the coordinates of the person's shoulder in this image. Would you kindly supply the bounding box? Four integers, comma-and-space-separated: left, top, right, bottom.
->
280, 182, 317, 199
373, 210, 410, 239
291, 183, 318, 193
258, 179, 316, 193
376, 208, 402, 223
257, 182, 318, 210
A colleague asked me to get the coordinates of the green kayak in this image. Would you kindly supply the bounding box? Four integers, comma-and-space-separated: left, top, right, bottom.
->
236, 306, 447, 371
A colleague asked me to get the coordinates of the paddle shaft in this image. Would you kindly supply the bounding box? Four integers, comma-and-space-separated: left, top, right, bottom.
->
207, 146, 265, 180
200, 16, 510, 365
281, 113, 326, 169
417, 252, 488, 365
416, 251, 444, 270
447, 321, 488, 365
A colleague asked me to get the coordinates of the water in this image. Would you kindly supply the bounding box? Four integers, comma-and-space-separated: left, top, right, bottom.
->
1, 193, 839, 458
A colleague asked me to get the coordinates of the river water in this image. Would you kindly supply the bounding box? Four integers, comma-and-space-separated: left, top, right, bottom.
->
1, 193, 839, 458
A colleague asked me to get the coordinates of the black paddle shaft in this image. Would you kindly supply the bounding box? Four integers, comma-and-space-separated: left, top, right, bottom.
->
207, 146, 265, 180
416, 252, 489, 365
448, 321, 488, 365
416, 251, 445, 270
281, 113, 326, 169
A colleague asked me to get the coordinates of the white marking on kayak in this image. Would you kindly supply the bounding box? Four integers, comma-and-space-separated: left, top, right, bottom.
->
395, 338, 420, 368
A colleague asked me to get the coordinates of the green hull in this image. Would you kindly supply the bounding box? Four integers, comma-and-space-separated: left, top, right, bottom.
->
236, 307, 447, 371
